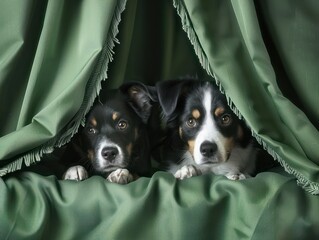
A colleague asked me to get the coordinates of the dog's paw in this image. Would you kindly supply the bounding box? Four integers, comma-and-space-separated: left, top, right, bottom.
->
225, 172, 247, 180
106, 169, 134, 184
63, 165, 88, 181
174, 165, 200, 180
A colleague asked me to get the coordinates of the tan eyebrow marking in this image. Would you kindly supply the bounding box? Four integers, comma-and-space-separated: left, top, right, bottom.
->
192, 109, 201, 119
90, 118, 97, 127
214, 107, 225, 117
112, 112, 119, 121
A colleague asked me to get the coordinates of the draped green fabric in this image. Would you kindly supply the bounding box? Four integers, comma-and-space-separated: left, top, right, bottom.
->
0, 0, 127, 173
1, 0, 319, 239
2, 170, 319, 239
173, 0, 319, 192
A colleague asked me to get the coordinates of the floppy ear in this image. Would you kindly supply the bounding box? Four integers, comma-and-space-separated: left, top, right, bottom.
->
155, 79, 195, 117
120, 82, 156, 123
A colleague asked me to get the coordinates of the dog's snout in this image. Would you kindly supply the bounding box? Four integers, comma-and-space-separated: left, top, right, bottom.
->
101, 147, 119, 161
200, 141, 217, 158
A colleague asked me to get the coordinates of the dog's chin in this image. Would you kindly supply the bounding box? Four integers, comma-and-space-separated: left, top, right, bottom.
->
92, 158, 129, 174
193, 155, 226, 165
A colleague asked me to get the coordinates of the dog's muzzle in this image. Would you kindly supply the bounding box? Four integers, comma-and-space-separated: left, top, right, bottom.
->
200, 141, 217, 158
101, 146, 119, 162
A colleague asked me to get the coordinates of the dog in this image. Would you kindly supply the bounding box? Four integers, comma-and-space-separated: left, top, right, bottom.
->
155, 79, 257, 180
63, 83, 154, 184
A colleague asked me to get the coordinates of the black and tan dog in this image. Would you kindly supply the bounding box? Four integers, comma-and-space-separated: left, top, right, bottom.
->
155, 79, 257, 180
63, 83, 155, 184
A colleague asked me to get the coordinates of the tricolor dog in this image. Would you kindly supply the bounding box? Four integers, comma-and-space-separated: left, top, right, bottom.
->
155, 79, 257, 180
63, 83, 154, 184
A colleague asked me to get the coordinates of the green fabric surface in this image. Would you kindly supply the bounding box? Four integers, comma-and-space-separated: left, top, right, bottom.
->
1, 170, 319, 240
0, 0, 125, 173
0, 0, 319, 239
173, 0, 319, 192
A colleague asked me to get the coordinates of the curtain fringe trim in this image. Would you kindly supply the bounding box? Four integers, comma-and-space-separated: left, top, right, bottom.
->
173, 0, 319, 194
0, 0, 127, 177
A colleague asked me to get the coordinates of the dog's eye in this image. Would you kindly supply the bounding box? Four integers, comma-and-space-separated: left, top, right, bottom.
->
186, 118, 197, 128
117, 120, 128, 130
221, 114, 232, 126
88, 127, 97, 134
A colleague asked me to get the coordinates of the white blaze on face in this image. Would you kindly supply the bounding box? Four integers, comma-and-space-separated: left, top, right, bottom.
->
193, 89, 227, 164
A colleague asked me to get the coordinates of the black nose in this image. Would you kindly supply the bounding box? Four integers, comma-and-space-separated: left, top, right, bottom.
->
101, 147, 119, 161
200, 141, 217, 158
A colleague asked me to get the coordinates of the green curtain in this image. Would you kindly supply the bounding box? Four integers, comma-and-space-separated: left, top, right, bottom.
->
1, 0, 319, 239
0, 0, 128, 173
2, 170, 319, 239
173, 0, 319, 193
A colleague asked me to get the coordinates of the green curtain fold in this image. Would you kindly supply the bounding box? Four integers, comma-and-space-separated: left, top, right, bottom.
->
0, 0, 127, 175
1, 171, 319, 239
1, 0, 319, 239
173, 0, 319, 193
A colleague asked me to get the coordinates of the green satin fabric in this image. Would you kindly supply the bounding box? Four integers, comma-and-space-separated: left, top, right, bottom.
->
105, 0, 204, 88
1, 0, 319, 239
2, 0, 317, 189
178, 0, 319, 189
1, 170, 319, 239
0, 0, 203, 171
0, 0, 119, 161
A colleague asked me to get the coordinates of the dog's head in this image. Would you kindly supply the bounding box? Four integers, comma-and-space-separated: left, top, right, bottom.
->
81, 82, 154, 176
156, 79, 250, 165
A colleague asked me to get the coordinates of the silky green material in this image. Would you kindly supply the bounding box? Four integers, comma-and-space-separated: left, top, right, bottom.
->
0, 0, 203, 175
1, 170, 319, 240
173, 0, 319, 192
1, 0, 319, 239
0, 0, 126, 174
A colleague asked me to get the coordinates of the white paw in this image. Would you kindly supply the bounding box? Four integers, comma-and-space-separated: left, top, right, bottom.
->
174, 165, 200, 180
63, 165, 88, 181
106, 169, 133, 184
225, 172, 247, 180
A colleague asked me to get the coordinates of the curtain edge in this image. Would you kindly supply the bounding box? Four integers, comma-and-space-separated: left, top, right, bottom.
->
0, 0, 128, 177
172, 0, 319, 194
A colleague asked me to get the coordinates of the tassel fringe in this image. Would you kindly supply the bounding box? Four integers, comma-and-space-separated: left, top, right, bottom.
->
173, 0, 319, 194
0, 0, 127, 177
